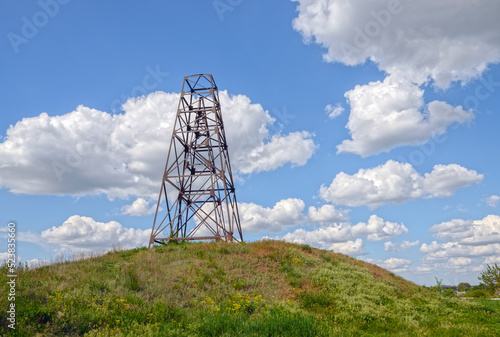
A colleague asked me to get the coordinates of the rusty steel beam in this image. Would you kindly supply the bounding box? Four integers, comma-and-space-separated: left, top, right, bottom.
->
153, 235, 229, 242
149, 74, 243, 247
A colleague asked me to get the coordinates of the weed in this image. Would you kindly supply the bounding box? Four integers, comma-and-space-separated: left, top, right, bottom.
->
3, 241, 499, 336
194, 249, 206, 259
219, 246, 230, 255
123, 267, 140, 292
299, 290, 334, 309
232, 280, 245, 290
300, 244, 313, 252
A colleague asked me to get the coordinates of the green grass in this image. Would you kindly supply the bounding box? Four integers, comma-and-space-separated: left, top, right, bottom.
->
1, 241, 499, 336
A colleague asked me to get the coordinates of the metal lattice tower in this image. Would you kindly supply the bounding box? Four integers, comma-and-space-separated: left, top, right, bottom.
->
149, 74, 243, 247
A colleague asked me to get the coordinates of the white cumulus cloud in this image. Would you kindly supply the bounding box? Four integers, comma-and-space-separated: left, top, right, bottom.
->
292, 0, 500, 88
367, 257, 412, 272
307, 204, 348, 223
239, 198, 306, 233
41, 215, 150, 252
25, 258, 50, 270
239, 131, 317, 174
121, 198, 157, 216
419, 241, 495, 258
449, 257, 472, 267
384, 240, 420, 252
319, 160, 483, 208
281, 223, 352, 247
0, 252, 20, 264
419, 215, 500, 274
292, 0, 500, 156
429, 215, 500, 245
337, 75, 474, 156
0, 91, 316, 199
351, 215, 407, 241
330, 239, 366, 256
280, 214, 405, 255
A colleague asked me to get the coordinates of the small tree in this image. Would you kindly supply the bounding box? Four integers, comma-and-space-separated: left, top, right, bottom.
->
472, 283, 486, 290
457, 282, 471, 292
479, 263, 500, 295
434, 277, 443, 293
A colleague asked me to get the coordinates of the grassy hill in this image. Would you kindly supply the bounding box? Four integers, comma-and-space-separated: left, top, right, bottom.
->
1, 240, 499, 336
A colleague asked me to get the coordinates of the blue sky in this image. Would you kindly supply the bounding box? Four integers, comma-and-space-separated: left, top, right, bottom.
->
1, 0, 499, 286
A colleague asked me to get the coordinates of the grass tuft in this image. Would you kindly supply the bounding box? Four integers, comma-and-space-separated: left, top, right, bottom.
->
1, 240, 499, 336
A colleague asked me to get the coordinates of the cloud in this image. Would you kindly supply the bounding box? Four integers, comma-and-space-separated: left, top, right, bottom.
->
41, 215, 150, 252
121, 198, 156, 216
307, 204, 348, 223
337, 75, 474, 156
280, 214, 405, 254
329, 239, 366, 256
292, 1, 500, 156
239, 132, 317, 174
25, 258, 50, 269
384, 240, 420, 252
0, 252, 10, 263
292, 0, 500, 88
366, 257, 412, 272
351, 215, 407, 241
281, 223, 352, 247
319, 160, 483, 208
31, 198, 307, 253
449, 257, 472, 267
427, 219, 474, 243
422, 164, 485, 198
484, 256, 500, 265
325, 103, 344, 119
421, 242, 500, 259
0, 91, 316, 199
239, 198, 306, 233
0, 252, 20, 264
419, 215, 500, 274
415, 259, 485, 276
429, 215, 500, 245
485, 195, 500, 208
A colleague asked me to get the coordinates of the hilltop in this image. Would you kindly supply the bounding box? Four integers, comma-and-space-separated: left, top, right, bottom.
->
1, 240, 499, 336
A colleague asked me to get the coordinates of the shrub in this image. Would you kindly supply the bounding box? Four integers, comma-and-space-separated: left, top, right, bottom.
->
300, 244, 312, 252
442, 288, 455, 297
465, 289, 488, 298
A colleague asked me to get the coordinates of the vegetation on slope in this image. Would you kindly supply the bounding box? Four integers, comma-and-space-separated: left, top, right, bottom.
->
1, 240, 499, 336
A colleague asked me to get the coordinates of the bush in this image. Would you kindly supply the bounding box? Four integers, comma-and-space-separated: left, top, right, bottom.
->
443, 288, 455, 297
465, 289, 488, 298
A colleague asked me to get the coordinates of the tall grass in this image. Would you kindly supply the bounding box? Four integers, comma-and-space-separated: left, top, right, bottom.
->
1, 241, 499, 336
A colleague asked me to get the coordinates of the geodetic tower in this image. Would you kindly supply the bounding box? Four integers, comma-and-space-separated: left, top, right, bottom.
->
149, 74, 243, 246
